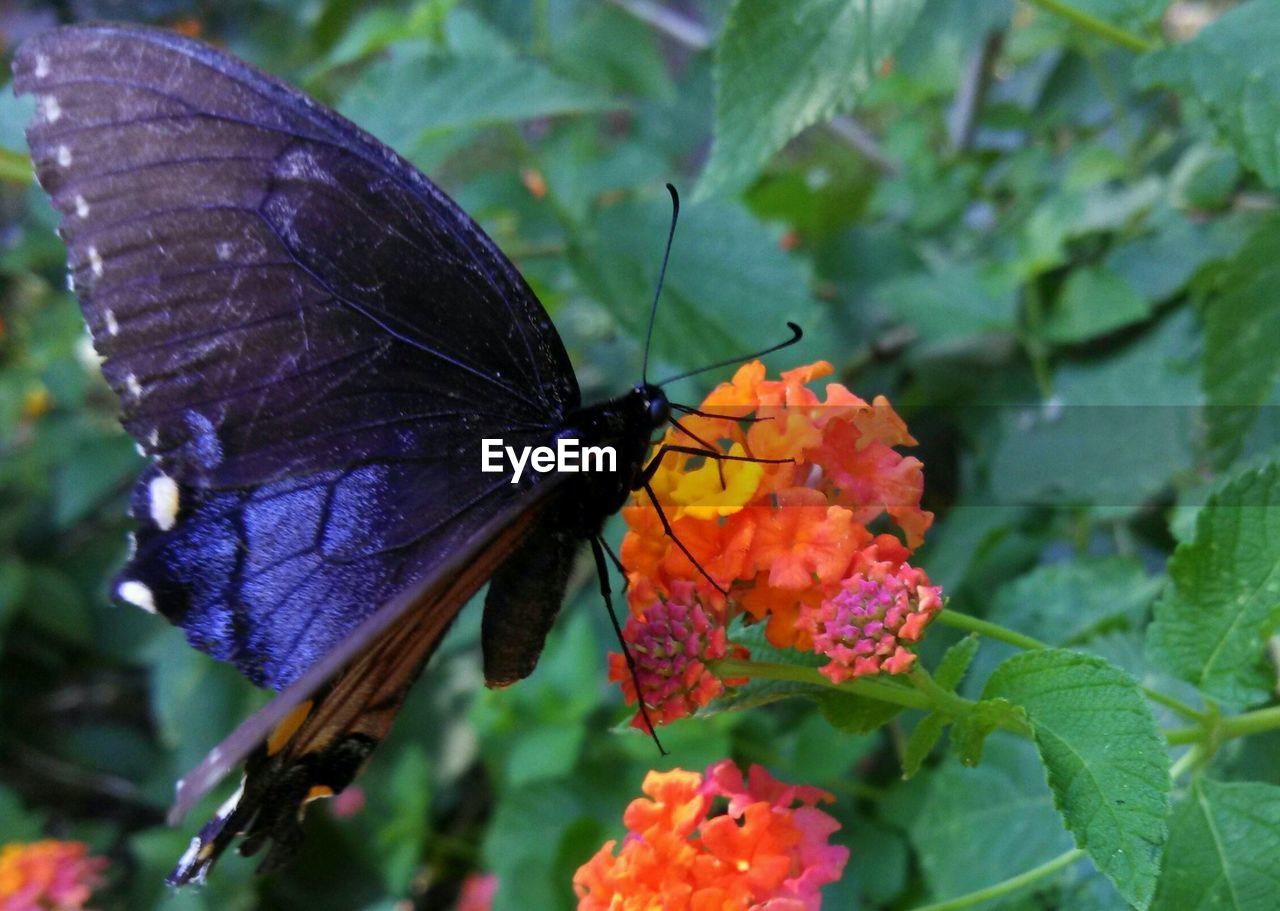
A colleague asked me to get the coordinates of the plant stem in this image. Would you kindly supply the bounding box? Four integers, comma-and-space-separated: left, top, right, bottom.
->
909, 666, 978, 720
1145, 688, 1206, 722
910, 848, 1085, 911
1166, 704, 1280, 750
1168, 744, 1203, 782
1220, 705, 1280, 740
1021, 0, 1157, 53
935, 609, 1046, 651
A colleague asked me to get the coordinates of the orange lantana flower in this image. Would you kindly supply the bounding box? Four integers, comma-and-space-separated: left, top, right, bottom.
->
613, 361, 940, 726
0, 840, 108, 911
573, 760, 848, 911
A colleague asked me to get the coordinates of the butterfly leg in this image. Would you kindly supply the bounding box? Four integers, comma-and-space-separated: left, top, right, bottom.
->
640, 480, 728, 598
598, 536, 628, 589
667, 417, 727, 488
590, 537, 666, 752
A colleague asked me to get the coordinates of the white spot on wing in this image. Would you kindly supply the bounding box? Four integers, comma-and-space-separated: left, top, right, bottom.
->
148, 428, 159, 447
124, 373, 142, 397
88, 245, 103, 277
214, 777, 247, 822
34, 54, 50, 79
175, 836, 202, 877
149, 473, 180, 531
216, 241, 233, 260
74, 334, 101, 370
104, 309, 118, 335
56, 145, 71, 167
119, 580, 156, 614
42, 95, 61, 123
74, 194, 89, 218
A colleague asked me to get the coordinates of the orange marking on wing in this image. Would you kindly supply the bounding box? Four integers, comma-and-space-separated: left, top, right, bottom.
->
266, 700, 313, 756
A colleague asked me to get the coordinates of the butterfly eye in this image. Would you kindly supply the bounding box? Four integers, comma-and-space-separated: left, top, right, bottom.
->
647, 395, 670, 427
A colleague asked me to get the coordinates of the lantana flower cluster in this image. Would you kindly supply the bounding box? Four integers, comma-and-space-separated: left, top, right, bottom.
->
612, 361, 942, 725
573, 760, 848, 911
0, 840, 107, 911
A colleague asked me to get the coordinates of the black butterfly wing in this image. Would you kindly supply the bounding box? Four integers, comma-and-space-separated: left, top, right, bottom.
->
13, 24, 580, 690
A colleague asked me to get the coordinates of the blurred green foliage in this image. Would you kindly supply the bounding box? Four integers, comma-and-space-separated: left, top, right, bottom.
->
2, 1, 1279, 909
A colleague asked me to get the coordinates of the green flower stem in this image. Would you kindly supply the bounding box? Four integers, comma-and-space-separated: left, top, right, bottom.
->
909, 665, 986, 722
711, 659, 935, 712
1168, 744, 1204, 782
935, 609, 1046, 651
937, 609, 1206, 722
1220, 705, 1280, 740
1020, 0, 1157, 53
1145, 688, 1206, 722
1165, 705, 1280, 752
910, 848, 1086, 911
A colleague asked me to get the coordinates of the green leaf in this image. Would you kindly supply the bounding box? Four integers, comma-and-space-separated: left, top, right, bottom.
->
321, 0, 456, 67
872, 262, 1017, 345
985, 649, 1170, 909
1138, 3, 1280, 189
0, 558, 27, 635
1200, 216, 1280, 460
339, 43, 614, 158
903, 712, 946, 778
814, 689, 905, 734
1103, 208, 1245, 304
1061, 0, 1164, 30
373, 745, 433, 893
505, 722, 586, 787
912, 736, 1076, 902
485, 781, 584, 911
1019, 178, 1163, 278
1148, 462, 1280, 709
989, 309, 1200, 509
950, 698, 1023, 767
935, 635, 980, 692
18, 566, 92, 647
1152, 778, 1280, 911
53, 433, 140, 529
574, 196, 816, 373
0, 785, 44, 842
699, 0, 926, 198
553, 6, 675, 99
990, 557, 1162, 646
1044, 267, 1154, 344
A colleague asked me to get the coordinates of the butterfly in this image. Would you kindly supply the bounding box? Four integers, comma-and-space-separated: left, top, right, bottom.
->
13, 23, 799, 884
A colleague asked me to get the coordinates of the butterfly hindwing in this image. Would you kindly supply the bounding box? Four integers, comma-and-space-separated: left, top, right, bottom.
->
13, 25, 581, 689
167, 496, 554, 884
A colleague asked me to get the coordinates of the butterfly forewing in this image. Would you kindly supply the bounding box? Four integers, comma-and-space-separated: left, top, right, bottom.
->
13, 25, 580, 690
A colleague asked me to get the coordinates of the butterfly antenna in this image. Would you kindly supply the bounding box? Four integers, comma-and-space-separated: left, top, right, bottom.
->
641, 183, 681, 385
655, 322, 804, 387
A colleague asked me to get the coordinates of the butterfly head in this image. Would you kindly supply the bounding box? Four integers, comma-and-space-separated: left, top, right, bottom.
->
636, 382, 671, 431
